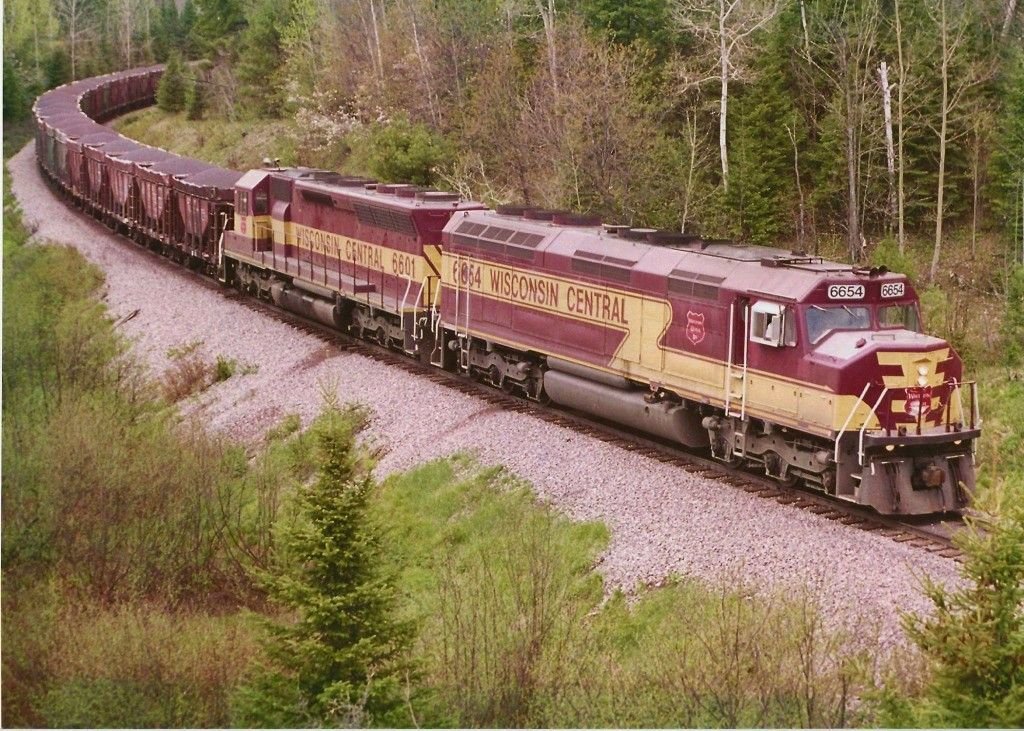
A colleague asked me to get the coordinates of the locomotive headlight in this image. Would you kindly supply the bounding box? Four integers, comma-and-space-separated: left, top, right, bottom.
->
917, 365, 929, 386
917, 366, 929, 376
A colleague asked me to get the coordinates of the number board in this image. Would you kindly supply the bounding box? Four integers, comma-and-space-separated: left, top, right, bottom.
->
827, 283, 865, 300
880, 282, 906, 298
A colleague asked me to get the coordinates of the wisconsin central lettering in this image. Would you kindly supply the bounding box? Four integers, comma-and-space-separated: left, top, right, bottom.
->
483, 267, 629, 326
296, 227, 383, 270
490, 270, 560, 307
567, 285, 629, 325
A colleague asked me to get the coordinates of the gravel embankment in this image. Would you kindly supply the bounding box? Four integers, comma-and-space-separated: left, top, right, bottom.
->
9, 143, 964, 651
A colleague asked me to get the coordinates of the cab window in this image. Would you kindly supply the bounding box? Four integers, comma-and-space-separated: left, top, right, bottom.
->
254, 189, 269, 215
750, 301, 796, 347
237, 190, 249, 212
878, 303, 920, 331
805, 304, 871, 344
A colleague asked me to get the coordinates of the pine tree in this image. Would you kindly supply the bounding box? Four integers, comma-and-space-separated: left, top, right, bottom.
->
151, 0, 182, 63
578, 0, 674, 59
180, 0, 198, 58
1003, 265, 1024, 368
233, 408, 415, 728
903, 486, 1024, 726
185, 73, 204, 120
3, 54, 31, 121
156, 53, 186, 112
190, 0, 245, 56
236, 0, 289, 118
989, 49, 1024, 256
722, 10, 798, 245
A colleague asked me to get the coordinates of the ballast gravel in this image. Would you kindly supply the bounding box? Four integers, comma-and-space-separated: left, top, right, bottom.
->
9, 144, 964, 652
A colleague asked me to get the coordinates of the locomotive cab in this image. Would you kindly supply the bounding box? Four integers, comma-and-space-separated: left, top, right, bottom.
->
232, 169, 273, 252
737, 273, 979, 515
692, 253, 977, 515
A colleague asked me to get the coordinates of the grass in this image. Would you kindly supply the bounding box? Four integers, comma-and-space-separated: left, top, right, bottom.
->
374, 455, 872, 728
3, 119, 35, 160
113, 108, 303, 170
0, 169, 321, 724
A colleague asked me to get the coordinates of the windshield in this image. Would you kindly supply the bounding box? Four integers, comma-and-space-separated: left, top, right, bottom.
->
805, 305, 871, 344
879, 303, 921, 331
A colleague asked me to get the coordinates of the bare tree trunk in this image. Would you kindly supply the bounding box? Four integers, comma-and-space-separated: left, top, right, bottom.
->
536, 0, 559, 95
894, 0, 908, 254
930, 0, 950, 282
1002, 0, 1019, 37
369, 0, 384, 80
718, 0, 730, 191
879, 61, 896, 236
800, 0, 811, 60
408, 3, 439, 125
682, 109, 699, 233
846, 112, 860, 261
674, 0, 779, 195
787, 122, 806, 250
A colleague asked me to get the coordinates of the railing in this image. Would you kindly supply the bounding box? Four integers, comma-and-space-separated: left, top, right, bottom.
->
835, 379, 979, 467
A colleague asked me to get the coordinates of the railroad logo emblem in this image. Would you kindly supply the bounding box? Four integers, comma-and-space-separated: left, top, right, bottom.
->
240, 217, 247, 234
904, 386, 932, 417
686, 310, 706, 345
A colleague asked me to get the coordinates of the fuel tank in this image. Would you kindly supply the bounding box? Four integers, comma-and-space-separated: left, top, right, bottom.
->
543, 368, 706, 448
269, 282, 339, 329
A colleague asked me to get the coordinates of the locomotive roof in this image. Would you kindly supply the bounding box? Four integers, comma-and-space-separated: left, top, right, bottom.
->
451, 209, 903, 302
270, 167, 483, 212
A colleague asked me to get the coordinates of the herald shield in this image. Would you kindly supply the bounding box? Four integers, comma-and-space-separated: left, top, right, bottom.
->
686, 310, 706, 345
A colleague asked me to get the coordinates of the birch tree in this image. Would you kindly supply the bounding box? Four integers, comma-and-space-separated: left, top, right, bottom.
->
673, 0, 779, 193
878, 60, 896, 235
54, 0, 95, 79
807, 0, 882, 261
927, 0, 991, 281
892, 0, 909, 252
1001, 0, 1019, 37
535, 0, 559, 95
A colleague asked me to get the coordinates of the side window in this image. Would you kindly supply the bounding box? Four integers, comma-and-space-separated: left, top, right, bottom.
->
237, 191, 249, 213
750, 301, 794, 347
254, 188, 269, 215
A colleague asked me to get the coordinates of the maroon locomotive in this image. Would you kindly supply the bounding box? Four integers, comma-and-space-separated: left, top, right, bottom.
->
33, 66, 979, 516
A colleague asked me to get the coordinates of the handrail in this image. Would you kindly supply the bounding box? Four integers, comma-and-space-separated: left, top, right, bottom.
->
725, 301, 735, 416
859, 386, 889, 466
834, 382, 872, 465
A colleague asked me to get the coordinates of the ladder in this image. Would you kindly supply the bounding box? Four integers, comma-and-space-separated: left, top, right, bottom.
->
452, 257, 471, 371
724, 300, 749, 421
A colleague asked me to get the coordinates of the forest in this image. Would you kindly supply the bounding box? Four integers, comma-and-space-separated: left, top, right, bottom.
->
4, 0, 1024, 727
5, 0, 1024, 271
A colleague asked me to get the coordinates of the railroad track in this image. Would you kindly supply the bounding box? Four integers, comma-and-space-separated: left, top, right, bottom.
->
83, 203, 965, 562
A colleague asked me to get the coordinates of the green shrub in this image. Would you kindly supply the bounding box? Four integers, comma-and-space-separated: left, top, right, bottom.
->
213, 354, 237, 382
38, 604, 263, 728
347, 117, 453, 186
233, 406, 414, 728
156, 53, 187, 113
1003, 265, 1024, 369
871, 237, 917, 277
185, 73, 205, 120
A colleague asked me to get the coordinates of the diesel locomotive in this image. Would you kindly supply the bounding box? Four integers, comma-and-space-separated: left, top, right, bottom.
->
33, 66, 980, 516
